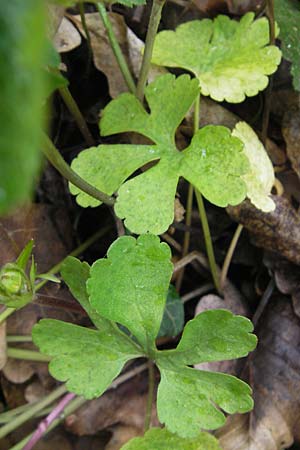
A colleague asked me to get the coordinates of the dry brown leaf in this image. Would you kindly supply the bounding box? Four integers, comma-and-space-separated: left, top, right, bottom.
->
216, 294, 300, 450
54, 17, 81, 53
192, 0, 263, 14
47, 3, 65, 39
105, 425, 143, 450
228, 196, 300, 265
283, 107, 300, 181
71, 13, 130, 98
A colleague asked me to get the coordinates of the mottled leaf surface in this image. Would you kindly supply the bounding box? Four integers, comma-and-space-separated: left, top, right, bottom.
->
232, 122, 275, 212
71, 75, 250, 233
275, 0, 300, 90
87, 234, 173, 350
157, 363, 254, 437
122, 427, 221, 450
152, 13, 281, 102
159, 309, 257, 365
32, 319, 142, 399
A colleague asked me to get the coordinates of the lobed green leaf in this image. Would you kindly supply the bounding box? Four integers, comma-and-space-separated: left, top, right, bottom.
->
121, 427, 221, 450
32, 319, 142, 399
152, 13, 281, 103
87, 234, 173, 351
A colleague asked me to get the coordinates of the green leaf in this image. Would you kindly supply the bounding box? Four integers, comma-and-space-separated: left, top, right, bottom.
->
274, 0, 300, 90
152, 13, 281, 103
32, 319, 142, 399
159, 309, 257, 365
60, 256, 112, 331
50, 0, 146, 6
0, 1, 49, 214
232, 122, 275, 212
121, 428, 221, 450
16, 240, 34, 271
87, 234, 173, 351
156, 363, 253, 437
71, 74, 250, 234
157, 285, 184, 338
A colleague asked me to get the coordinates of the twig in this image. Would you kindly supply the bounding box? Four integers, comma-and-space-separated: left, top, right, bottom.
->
220, 223, 244, 289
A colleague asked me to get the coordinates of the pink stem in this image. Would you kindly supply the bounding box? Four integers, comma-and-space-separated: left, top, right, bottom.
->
23, 392, 76, 450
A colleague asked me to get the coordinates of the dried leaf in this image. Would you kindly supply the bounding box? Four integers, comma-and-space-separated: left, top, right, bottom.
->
282, 107, 300, 181
53, 17, 81, 53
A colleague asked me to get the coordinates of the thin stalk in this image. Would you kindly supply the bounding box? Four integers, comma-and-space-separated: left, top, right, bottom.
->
10, 363, 148, 450
9, 397, 86, 450
0, 308, 15, 325
0, 385, 67, 440
43, 135, 115, 206
78, 2, 93, 73
220, 223, 243, 289
136, 0, 166, 100
23, 392, 76, 450
58, 85, 95, 147
6, 335, 32, 343
6, 347, 51, 362
97, 3, 136, 94
195, 190, 221, 293
144, 360, 155, 431
35, 225, 110, 291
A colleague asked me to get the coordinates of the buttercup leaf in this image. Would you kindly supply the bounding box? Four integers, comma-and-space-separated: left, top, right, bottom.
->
232, 122, 275, 212
32, 319, 142, 399
159, 309, 257, 365
121, 427, 221, 450
274, 0, 300, 90
71, 74, 250, 233
61, 256, 112, 331
157, 362, 253, 437
87, 234, 173, 351
152, 13, 281, 103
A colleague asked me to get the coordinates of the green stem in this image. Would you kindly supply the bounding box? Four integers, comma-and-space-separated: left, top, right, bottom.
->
220, 223, 243, 289
97, 3, 136, 94
78, 2, 93, 72
6, 335, 32, 343
8, 396, 86, 450
195, 190, 221, 294
175, 184, 193, 291
192, 93, 220, 293
58, 84, 95, 147
144, 360, 155, 432
0, 385, 67, 440
136, 0, 166, 100
43, 135, 115, 206
0, 307, 15, 324
35, 225, 110, 291
7, 347, 51, 362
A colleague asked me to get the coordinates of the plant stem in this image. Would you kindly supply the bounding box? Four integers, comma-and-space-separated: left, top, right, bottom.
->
9, 396, 85, 450
136, 0, 166, 100
0, 307, 15, 324
78, 2, 93, 73
144, 360, 155, 432
58, 85, 95, 147
35, 225, 110, 291
43, 135, 115, 206
0, 385, 67, 440
10, 363, 148, 449
6, 347, 51, 362
220, 223, 243, 289
6, 335, 32, 343
195, 190, 221, 294
23, 392, 76, 450
97, 3, 136, 94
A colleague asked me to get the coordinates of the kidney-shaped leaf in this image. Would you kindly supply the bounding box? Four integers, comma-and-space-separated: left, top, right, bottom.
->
70, 74, 250, 234
121, 427, 221, 450
87, 234, 173, 351
159, 309, 257, 365
32, 319, 142, 399
156, 363, 253, 437
152, 13, 281, 103
232, 122, 275, 212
